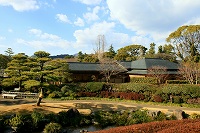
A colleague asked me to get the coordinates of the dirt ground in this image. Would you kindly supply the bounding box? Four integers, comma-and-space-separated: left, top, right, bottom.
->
0, 98, 140, 115
0, 97, 200, 115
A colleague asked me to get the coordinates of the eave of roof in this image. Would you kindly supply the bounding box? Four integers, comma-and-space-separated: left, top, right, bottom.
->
127, 70, 178, 75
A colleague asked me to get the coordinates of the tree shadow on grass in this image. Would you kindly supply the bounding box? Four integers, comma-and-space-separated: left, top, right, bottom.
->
0, 98, 36, 105
74, 103, 142, 112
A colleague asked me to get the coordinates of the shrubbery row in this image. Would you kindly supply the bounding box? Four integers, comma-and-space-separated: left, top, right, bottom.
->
46, 82, 200, 104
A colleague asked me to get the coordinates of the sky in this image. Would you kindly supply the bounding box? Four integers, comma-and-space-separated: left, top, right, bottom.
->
0, 0, 200, 56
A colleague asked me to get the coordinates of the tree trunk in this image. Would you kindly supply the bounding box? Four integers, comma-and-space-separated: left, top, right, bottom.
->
36, 88, 43, 106
36, 97, 42, 106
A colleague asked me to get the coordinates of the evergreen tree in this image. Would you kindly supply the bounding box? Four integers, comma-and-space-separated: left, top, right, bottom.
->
104, 44, 116, 59
146, 43, 156, 57
2, 53, 29, 89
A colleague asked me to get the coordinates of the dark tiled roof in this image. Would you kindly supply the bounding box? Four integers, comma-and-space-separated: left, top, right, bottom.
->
119, 61, 132, 69
68, 62, 127, 72
68, 62, 101, 71
130, 58, 179, 70
68, 58, 179, 75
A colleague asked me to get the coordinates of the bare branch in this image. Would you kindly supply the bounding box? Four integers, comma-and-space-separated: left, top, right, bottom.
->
99, 58, 127, 83
148, 65, 169, 84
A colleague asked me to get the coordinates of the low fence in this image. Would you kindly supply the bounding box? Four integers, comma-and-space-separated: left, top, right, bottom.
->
1, 91, 38, 99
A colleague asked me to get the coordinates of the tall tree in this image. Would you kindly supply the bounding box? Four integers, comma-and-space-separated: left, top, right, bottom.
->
158, 45, 163, 53
94, 35, 106, 60
156, 44, 176, 62
45, 58, 71, 83
114, 44, 147, 61
162, 44, 174, 54
166, 25, 200, 62
2, 53, 29, 89
30, 51, 51, 106
77, 51, 86, 62
146, 43, 156, 57
82, 54, 99, 63
104, 44, 116, 59
178, 62, 200, 84
32, 51, 51, 84
0, 54, 12, 70
4, 48, 14, 57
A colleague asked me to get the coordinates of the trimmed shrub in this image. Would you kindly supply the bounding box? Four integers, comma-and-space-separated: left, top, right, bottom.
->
58, 108, 81, 127
130, 77, 158, 84
189, 113, 200, 119
127, 110, 152, 124
43, 122, 62, 133
31, 111, 46, 130
154, 112, 167, 121
173, 96, 182, 104
166, 80, 189, 84
187, 98, 200, 104
114, 83, 157, 94
8, 114, 32, 132
94, 111, 116, 127
60, 85, 69, 94
9, 114, 24, 130
161, 93, 169, 103
162, 84, 200, 98
48, 91, 63, 98
153, 95, 163, 102
113, 111, 129, 126
99, 91, 112, 98
92, 119, 200, 133
85, 82, 104, 92
77, 91, 97, 97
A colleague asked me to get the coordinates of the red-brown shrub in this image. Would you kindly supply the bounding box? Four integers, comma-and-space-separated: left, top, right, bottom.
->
187, 98, 200, 104
100, 91, 111, 98
90, 119, 200, 133
153, 95, 163, 102
77, 92, 97, 97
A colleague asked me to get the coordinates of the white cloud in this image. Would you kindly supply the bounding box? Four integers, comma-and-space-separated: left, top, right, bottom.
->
184, 17, 200, 25
17, 29, 72, 49
8, 29, 13, 33
74, 17, 85, 27
56, 14, 71, 23
0, 0, 39, 11
83, 6, 100, 22
131, 36, 153, 47
0, 36, 5, 40
107, 0, 200, 43
73, 21, 115, 49
73, 0, 102, 5
29, 29, 42, 36
17, 39, 71, 49
29, 28, 61, 40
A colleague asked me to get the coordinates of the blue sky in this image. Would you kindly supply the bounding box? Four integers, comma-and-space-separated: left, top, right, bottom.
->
0, 0, 200, 56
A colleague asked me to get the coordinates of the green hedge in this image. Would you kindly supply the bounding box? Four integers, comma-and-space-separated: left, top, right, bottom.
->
161, 84, 200, 98
85, 82, 104, 92
130, 77, 158, 84
113, 83, 157, 93
166, 80, 189, 84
